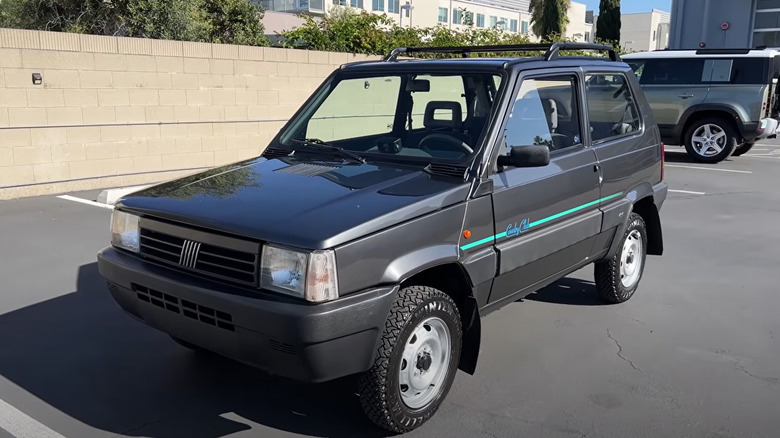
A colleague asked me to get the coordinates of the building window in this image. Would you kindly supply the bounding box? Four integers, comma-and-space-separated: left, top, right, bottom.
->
372, 0, 384, 11
585, 31, 591, 42
453, 8, 462, 24
438, 7, 448, 23
653, 30, 657, 41
753, 1, 780, 47
477, 13, 485, 28
510, 19, 518, 32
489, 16, 497, 27
521, 20, 529, 34
387, 0, 398, 13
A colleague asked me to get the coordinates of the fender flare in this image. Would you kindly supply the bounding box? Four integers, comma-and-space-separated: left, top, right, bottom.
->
676, 104, 748, 143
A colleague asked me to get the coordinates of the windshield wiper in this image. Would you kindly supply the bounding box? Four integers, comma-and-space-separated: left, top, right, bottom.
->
289, 138, 366, 164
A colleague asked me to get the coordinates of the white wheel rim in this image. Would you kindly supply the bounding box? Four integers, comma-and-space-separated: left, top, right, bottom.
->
620, 230, 643, 288
399, 316, 451, 409
691, 124, 727, 157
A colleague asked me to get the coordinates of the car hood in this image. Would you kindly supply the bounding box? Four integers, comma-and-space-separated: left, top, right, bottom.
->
116, 156, 471, 249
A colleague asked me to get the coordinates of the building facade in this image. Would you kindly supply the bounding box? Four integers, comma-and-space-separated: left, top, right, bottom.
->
260, 0, 592, 42
668, 0, 780, 49
587, 9, 670, 52
620, 9, 671, 52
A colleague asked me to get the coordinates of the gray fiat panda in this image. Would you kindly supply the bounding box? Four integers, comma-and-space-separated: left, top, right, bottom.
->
98, 42, 667, 433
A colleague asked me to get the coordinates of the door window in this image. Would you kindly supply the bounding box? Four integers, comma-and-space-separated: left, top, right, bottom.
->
585, 73, 641, 143
638, 59, 705, 85
503, 75, 582, 152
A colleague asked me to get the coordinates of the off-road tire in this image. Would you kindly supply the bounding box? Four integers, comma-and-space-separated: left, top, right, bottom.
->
595, 212, 648, 304
358, 286, 462, 433
683, 117, 738, 163
731, 141, 756, 157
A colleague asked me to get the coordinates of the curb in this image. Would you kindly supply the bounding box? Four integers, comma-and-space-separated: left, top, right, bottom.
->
96, 184, 154, 205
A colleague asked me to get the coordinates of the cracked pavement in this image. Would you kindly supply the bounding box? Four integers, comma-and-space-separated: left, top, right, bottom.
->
1, 144, 780, 438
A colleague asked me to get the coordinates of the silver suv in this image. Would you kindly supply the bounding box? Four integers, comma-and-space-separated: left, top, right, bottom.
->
623, 48, 780, 163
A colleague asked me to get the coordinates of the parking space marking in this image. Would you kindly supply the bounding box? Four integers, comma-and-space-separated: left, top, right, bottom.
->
56, 195, 114, 210
0, 398, 66, 438
670, 189, 706, 195
666, 164, 752, 174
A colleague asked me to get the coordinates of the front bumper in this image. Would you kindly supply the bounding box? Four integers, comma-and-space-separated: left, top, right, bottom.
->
97, 247, 397, 383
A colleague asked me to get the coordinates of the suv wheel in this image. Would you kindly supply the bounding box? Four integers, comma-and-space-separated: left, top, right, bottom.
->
358, 286, 462, 433
684, 118, 738, 163
595, 213, 648, 304
732, 141, 756, 157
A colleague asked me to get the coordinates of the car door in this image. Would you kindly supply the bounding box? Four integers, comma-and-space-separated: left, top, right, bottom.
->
628, 57, 709, 140
485, 70, 602, 305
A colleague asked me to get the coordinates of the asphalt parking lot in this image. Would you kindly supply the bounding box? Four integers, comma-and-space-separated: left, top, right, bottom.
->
1, 141, 779, 438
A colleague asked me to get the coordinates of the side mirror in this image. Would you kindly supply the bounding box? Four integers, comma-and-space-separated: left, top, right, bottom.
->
498, 145, 551, 168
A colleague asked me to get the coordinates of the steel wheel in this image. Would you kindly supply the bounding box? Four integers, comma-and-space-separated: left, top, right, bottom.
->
620, 229, 643, 288
398, 316, 451, 409
691, 124, 728, 158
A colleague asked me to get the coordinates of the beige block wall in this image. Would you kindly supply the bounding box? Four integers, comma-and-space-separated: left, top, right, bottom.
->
0, 28, 380, 199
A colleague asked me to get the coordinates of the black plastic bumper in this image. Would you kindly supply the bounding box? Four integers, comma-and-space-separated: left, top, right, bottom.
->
97, 247, 397, 383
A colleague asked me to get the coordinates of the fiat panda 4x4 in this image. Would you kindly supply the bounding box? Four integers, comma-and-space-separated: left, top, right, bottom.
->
98, 42, 667, 433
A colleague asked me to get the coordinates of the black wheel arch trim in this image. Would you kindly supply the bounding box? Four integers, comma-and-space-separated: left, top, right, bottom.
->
675, 104, 754, 144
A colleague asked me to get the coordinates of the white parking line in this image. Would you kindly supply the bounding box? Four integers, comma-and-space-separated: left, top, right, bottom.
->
670, 189, 706, 195
666, 164, 752, 174
56, 195, 114, 210
0, 398, 66, 438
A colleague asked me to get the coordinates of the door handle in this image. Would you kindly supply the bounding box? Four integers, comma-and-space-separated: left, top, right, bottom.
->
678, 93, 695, 99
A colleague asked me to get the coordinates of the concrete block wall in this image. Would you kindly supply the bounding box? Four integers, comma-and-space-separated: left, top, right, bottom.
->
0, 28, 380, 199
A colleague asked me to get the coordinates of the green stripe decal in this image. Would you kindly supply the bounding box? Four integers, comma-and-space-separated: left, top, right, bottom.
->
459, 192, 623, 251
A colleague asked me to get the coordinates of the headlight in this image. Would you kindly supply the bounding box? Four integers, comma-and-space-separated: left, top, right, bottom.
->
111, 210, 140, 253
260, 245, 339, 303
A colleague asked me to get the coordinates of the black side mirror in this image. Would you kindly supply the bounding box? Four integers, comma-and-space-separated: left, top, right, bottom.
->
497, 145, 550, 168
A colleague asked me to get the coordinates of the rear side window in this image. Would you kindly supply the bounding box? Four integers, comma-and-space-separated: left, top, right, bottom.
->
729, 58, 769, 84
585, 73, 641, 143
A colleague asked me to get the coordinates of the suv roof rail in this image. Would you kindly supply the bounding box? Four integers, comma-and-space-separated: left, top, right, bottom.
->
383, 42, 620, 62
694, 48, 753, 55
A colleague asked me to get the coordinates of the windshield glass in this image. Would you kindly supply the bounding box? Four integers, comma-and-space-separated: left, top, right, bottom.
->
278, 71, 503, 163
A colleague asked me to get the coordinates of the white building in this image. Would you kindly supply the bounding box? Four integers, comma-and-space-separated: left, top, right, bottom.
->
588, 8, 671, 52
261, 0, 592, 43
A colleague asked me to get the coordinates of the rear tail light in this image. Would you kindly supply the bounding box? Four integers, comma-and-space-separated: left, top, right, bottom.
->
660, 142, 665, 181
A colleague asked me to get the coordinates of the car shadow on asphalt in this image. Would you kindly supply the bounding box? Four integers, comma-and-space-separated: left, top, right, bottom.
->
522, 277, 605, 306
0, 263, 390, 438
663, 150, 735, 164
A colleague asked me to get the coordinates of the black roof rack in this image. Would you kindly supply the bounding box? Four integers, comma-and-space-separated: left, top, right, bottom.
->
383, 42, 620, 62
695, 48, 753, 55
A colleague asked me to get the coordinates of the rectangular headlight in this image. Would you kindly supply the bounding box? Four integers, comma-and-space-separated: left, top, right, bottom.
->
111, 210, 140, 253
260, 245, 339, 303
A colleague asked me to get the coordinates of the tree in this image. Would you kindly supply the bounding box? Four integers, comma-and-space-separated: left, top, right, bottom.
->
528, 0, 571, 40
596, 0, 621, 43
198, 0, 269, 46
0, 0, 268, 46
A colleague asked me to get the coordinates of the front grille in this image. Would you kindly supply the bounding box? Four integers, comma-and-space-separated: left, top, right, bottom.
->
139, 227, 259, 287
134, 284, 235, 332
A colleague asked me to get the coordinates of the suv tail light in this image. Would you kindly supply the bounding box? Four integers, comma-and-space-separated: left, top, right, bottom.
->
660, 142, 665, 181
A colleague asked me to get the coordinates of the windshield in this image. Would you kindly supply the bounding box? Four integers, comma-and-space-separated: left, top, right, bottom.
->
277, 71, 503, 164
